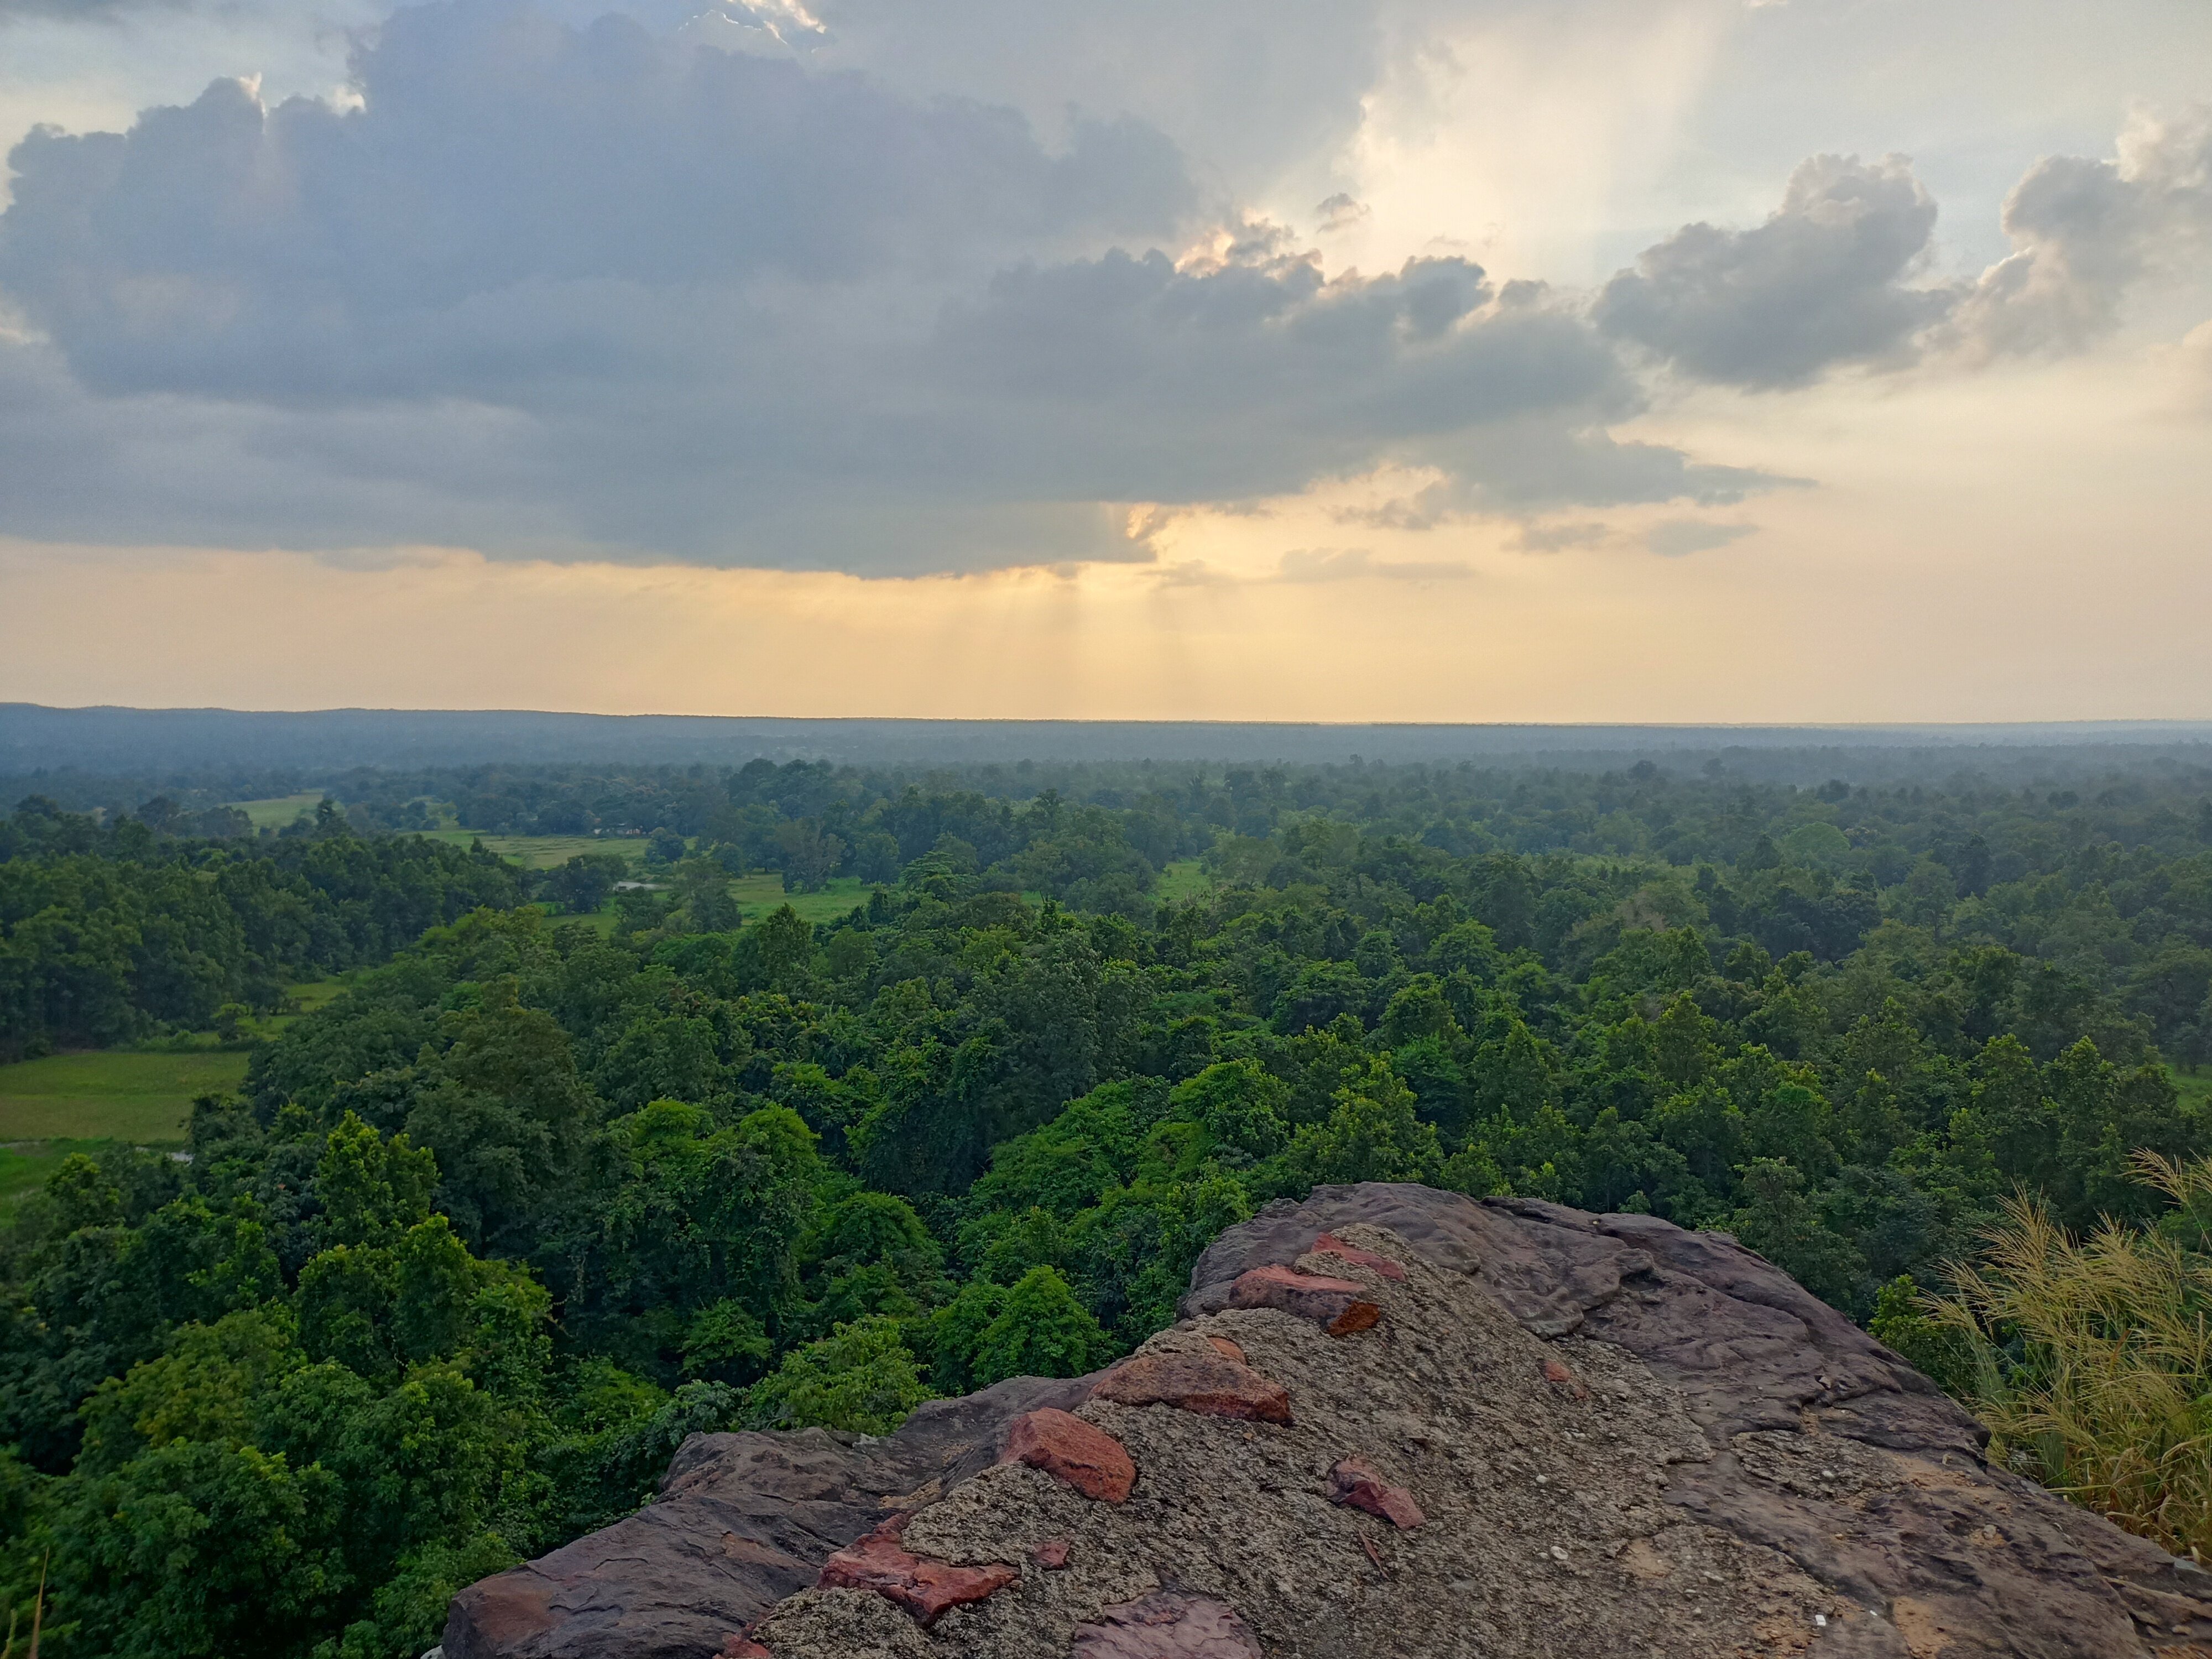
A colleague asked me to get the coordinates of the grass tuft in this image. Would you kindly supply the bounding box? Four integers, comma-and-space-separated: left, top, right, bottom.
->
1928, 1150, 2212, 1559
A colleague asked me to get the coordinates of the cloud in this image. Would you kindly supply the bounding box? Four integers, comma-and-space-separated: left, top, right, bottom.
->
1595, 153, 1955, 388
1276, 546, 1472, 581
1645, 519, 1753, 557
1512, 520, 1609, 552
2183, 318, 2212, 411
1334, 427, 1783, 531
1950, 106, 2212, 358
1592, 111, 2212, 388
1316, 192, 1370, 233
796, 0, 1390, 202
0, 0, 186, 18
0, 11, 1193, 402
0, 0, 1796, 571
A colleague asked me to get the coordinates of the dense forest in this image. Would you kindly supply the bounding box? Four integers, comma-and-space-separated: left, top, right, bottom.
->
0, 799, 524, 1060
6, 749, 2212, 1656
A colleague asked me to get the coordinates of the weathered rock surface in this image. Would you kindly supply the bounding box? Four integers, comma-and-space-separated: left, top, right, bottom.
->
441, 1374, 1095, 1659
446, 1184, 2212, 1658
1067, 1592, 1264, 1657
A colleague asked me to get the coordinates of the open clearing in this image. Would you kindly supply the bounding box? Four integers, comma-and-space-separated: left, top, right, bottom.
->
2170, 1065, 2212, 1115
418, 831, 651, 869
0, 1050, 248, 1141
1157, 859, 1212, 902
285, 978, 348, 1015
0, 1139, 124, 1208
728, 873, 872, 924
421, 836, 1205, 926
226, 791, 326, 830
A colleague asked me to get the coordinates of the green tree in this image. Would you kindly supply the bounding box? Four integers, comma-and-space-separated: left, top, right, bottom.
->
972, 1266, 1107, 1386
745, 1317, 930, 1436
1168, 1060, 1290, 1160
1275, 1059, 1441, 1190
1729, 1159, 1864, 1309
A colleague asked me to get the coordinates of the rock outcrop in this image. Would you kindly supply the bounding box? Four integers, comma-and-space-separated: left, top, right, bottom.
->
443, 1185, 2212, 1658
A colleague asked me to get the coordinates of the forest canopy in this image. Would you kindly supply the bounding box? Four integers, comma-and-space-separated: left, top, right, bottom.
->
6, 747, 2212, 1656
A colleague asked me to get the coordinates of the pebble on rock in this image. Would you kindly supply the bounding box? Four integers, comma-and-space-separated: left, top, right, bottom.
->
1031, 1538, 1073, 1569
1311, 1232, 1408, 1281
1227, 1264, 1383, 1334
1327, 1457, 1427, 1528
814, 1526, 1019, 1627
1068, 1590, 1266, 1658
1092, 1349, 1293, 1423
1541, 1357, 1592, 1401
1206, 1335, 1248, 1364
999, 1407, 1137, 1503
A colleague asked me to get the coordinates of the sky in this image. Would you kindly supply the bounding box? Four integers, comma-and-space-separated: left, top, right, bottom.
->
0, 0, 2206, 721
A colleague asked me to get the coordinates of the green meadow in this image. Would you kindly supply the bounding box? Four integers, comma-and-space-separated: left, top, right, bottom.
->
727, 873, 873, 924
0, 1049, 249, 1144
418, 831, 650, 869
409, 834, 1209, 931
0, 1139, 126, 1207
1156, 859, 1213, 902
2169, 1066, 2212, 1117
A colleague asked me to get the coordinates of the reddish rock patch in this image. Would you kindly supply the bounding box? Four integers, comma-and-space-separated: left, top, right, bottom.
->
1327, 1457, 1426, 1528
1311, 1231, 1407, 1281
1227, 1264, 1383, 1334
1205, 1335, 1248, 1365
1031, 1538, 1073, 1569
1068, 1590, 1265, 1657
1541, 1356, 1591, 1401
815, 1527, 1018, 1627
446, 1573, 558, 1650
1092, 1349, 1292, 1423
1000, 1408, 1135, 1503
717, 1637, 772, 1658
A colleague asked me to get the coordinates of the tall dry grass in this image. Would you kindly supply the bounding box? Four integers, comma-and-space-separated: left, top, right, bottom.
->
1929, 1151, 2212, 1559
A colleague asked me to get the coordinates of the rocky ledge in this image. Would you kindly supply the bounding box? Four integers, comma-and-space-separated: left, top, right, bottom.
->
442, 1183, 2212, 1659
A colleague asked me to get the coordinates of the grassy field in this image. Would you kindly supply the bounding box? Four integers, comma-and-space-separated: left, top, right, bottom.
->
227, 791, 325, 831
1157, 859, 1213, 902
2169, 1065, 2212, 1115
729, 873, 873, 924
418, 831, 651, 869
0, 1050, 248, 1141
500, 869, 873, 931
0, 1138, 127, 1208
286, 979, 348, 1015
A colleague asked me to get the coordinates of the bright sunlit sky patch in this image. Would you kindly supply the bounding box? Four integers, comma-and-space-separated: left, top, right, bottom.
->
0, 0, 2206, 719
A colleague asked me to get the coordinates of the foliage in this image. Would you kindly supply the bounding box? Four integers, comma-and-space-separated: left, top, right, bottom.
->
0, 800, 523, 1058
9, 753, 2212, 1650
1925, 1152, 2212, 1558
744, 1317, 931, 1436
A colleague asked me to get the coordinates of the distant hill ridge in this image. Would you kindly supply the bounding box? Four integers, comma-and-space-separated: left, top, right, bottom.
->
7, 703, 2212, 776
